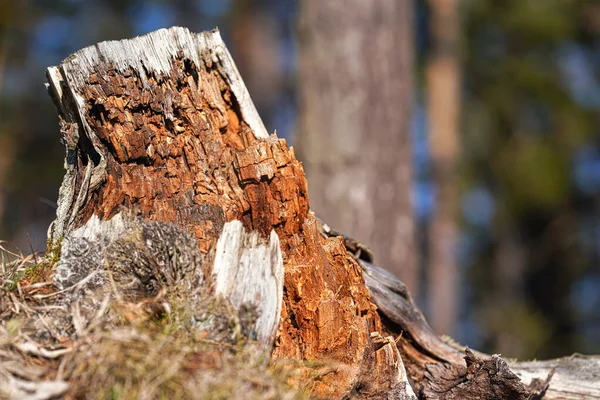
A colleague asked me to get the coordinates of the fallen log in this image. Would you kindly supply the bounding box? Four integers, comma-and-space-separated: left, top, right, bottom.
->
1, 26, 596, 399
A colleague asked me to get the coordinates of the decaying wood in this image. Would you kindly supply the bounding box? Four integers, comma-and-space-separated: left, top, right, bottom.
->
44, 27, 406, 398
212, 220, 283, 346
361, 260, 464, 366
422, 349, 534, 400
33, 26, 599, 399
511, 355, 600, 399
320, 207, 600, 398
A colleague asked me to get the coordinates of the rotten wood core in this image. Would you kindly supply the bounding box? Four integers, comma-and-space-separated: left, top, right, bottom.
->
43, 27, 588, 399
46, 28, 402, 398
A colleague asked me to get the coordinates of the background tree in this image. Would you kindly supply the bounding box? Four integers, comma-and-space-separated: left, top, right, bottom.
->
295, 0, 418, 292
424, 0, 461, 335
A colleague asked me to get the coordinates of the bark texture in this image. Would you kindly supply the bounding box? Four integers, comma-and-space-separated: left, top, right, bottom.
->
295, 0, 417, 293
45, 27, 405, 398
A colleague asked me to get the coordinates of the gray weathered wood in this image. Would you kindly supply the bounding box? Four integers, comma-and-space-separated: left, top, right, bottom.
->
213, 220, 284, 347
511, 356, 600, 399
362, 260, 466, 366
363, 257, 600, 398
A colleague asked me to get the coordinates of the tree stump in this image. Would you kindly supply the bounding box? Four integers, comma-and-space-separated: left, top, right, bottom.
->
45, 27, 410, 398
39, 27, 600, 399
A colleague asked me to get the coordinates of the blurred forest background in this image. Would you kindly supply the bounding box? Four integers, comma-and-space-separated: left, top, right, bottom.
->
1, 0, 599, 361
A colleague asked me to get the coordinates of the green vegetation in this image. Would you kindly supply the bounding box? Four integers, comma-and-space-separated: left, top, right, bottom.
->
1, 241, 51, 291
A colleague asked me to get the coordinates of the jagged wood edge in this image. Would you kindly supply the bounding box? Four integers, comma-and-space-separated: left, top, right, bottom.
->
45, 27, 269, 241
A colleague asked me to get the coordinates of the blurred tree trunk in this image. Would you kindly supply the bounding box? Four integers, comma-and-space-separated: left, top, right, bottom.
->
229, 0, 283, 134
426, 0, 460, 335
295, 0, 417, 292
0, 39, 9, 236
0, 135, 13, 233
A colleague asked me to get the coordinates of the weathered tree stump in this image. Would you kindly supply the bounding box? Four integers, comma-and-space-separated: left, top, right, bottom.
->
36, 27, 600, 399
45, 27, 410, 398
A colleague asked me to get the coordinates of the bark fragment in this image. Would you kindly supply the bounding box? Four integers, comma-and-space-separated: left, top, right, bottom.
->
423, 349, 530, 400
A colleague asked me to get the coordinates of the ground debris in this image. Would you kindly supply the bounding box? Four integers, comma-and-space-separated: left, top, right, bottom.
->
0, 217, 304, 400
423, 349, 532, 400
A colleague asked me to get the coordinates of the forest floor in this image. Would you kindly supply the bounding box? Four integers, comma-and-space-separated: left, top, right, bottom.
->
0, 242, 322, 400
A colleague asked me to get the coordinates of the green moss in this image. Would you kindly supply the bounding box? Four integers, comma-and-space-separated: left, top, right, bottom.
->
5, 318, 22, 336
46, 236, 62, 263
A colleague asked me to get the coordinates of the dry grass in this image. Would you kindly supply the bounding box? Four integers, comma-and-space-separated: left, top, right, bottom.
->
0, 244, 314, 400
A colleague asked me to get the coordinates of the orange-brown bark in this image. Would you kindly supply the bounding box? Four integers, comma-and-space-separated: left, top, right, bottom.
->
49, 30, 392, 398
72, 58, 307, 253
